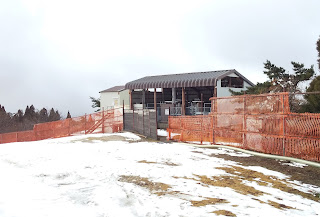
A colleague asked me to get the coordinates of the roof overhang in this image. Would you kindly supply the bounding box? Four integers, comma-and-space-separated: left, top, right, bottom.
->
125, 70, 254, 89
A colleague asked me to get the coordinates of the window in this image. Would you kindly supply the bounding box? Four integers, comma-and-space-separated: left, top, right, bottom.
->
220, 76, 243, 88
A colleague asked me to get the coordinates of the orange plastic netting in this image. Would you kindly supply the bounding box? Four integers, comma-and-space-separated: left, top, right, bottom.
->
0, 108, 123, 144
168, 92, 320, 162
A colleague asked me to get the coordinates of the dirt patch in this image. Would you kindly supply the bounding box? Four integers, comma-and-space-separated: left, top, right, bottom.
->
119, 175, 171, 196
210, 152, 320, 187
267, 200, 295, 210
194, 174, 265, 196
190, 198, 229, 207
212, 210, 236, 216
138, 160, 180, 167
73, 135, 128, 143
218, 166, 319, 201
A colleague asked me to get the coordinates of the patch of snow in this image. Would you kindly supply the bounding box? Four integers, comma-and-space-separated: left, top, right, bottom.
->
281, 161, 307, 168
0, 133, 319, 217
157, 129, 167, 137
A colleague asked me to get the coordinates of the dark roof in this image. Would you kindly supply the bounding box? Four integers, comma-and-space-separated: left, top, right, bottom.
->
125, 70, 254, 89
99, 85, 125, 93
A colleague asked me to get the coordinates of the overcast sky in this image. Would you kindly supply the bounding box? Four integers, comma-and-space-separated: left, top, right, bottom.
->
1, 0, 319, 117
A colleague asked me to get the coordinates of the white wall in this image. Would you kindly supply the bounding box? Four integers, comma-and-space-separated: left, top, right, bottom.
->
217, 73, 253, 97
100, 92, 119, 110
100, 89, 130, 110
119, 89, 130, 109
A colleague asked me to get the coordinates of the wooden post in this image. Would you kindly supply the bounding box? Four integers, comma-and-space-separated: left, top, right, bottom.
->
154, 88, 158, 135
142, 108, 145, 135
132, 105, 135, 132
129, 89, 133, 110
16, 132, 18, 142
122, 100, 125, 131
102, 108, 105, 134
167, 108, 171, 141
154, 88, 157, 110
182, 87, 186, 115
214, 86, 217, 97
0, 134, 2, 144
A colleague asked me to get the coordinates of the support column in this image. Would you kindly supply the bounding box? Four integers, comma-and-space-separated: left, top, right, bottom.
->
172, 88, 176, 105
182, 87, 186, 115
142, 89, 146, 109
201, 93, 204, 112
154, 88, 157, 110
214, 86, 217, 97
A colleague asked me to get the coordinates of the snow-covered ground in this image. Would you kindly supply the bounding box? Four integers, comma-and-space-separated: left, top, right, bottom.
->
0, 132, 319, 217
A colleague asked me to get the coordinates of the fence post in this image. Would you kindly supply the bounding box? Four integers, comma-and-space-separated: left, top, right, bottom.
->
132, 105, 135, 132
122, 100, 125, 131
102, 107, 105, 134
85, 113, 87, 134
243, 95, 247, 149
68, 118, 71, 136
200, 116, 203, 144
0, 134, 2, 144
282, 94, 286, 156
142, 109, 145, 135
213, 98, 217, 145
167, 108, 171, 140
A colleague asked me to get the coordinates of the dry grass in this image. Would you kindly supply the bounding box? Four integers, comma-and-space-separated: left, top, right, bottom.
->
73, 135, 128, 143
119, 175, 171, 196
172, 165, 319, 210
212, 210, 236, 216
138, 160, 180, 167
267, 200, 295, 210
216, 166, 319, 202
190, 198, 229, 207
195, 174, 265, 196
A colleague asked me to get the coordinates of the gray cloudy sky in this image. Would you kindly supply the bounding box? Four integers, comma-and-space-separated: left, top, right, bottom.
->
1, 0, 319, 117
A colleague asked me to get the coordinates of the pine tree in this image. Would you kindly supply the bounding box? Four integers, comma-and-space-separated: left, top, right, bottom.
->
317, 36, 320, 71
301, 76, 320, 113
90, 96, 101, 112
39, 108, 48, 123
55, 110, 61, 121
48, 108, 56, 122
66, 111, 71, 119
230, 60, 314, 96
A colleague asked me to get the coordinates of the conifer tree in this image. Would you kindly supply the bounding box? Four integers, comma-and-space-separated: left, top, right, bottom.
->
317, 36, 320, 71
39, 108, 48, 123
66, 111, 71, 119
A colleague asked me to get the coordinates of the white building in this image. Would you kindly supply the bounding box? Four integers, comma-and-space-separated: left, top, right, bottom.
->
99, 86, 130, 110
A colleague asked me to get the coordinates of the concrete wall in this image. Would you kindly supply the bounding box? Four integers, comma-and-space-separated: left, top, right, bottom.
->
217, 73, 253, 97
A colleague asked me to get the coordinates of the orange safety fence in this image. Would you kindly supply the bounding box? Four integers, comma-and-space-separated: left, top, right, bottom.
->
0, 108, 123, 144
168, 92, 320, 162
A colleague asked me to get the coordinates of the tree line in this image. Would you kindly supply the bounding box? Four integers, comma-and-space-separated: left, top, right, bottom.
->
0, 105, 71, 134
231, 36, 320, 113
